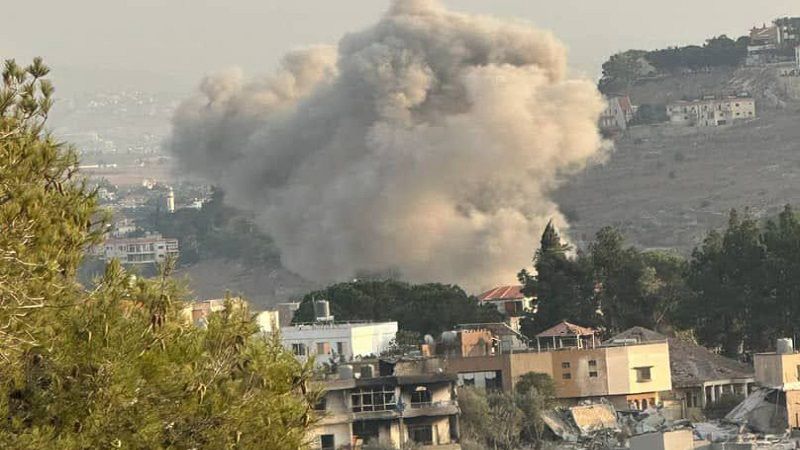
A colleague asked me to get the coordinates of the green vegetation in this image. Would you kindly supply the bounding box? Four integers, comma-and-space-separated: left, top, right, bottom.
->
459, 372, 555, 449
153, 188, 281, 266
599, 35, 748, 94
520, 207, 800, 358
292, 280, 503, 336
518, 222, 689, 338
0, 59, 316, 448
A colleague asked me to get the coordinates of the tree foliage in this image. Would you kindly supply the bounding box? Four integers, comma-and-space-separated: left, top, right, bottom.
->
293, 280, 502, 337
459, 375, 555, 450
0, 59, 316, 448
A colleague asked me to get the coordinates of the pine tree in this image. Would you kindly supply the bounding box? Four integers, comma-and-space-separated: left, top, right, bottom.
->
0, 58, 317, 448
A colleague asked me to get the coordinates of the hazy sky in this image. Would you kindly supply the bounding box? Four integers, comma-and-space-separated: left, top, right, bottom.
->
2, 0, 797, 93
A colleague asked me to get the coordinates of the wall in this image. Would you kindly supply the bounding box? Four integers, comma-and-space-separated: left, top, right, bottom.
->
630, 429, 693, 450
459, 329, 494, 357
311, 423, 351, 450
548, 348, 609, 398
350, 322, 398, 359
605, 342, 671, 396
754, 353, 800, 388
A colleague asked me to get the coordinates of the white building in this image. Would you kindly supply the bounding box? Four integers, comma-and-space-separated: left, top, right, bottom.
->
98, 233, 179, 264
666, 95, 756, 127
281, 322, 398, 365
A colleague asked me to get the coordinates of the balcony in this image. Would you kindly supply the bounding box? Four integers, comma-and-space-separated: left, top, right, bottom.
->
403, 400, 459, 418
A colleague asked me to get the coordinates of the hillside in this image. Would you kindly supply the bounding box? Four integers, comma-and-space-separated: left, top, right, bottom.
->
555, 107, 800, 253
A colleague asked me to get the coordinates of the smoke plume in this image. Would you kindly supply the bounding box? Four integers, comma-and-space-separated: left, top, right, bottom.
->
168, 0, 606, 291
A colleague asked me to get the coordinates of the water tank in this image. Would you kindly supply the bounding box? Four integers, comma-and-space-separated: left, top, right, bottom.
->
338, 365, 354, 379
313, 300, 333, 323
441, 331, 457, 344
360, 364, 374, 379
778, 338, 794, 354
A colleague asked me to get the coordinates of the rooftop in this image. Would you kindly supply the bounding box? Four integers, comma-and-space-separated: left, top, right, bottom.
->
536, 321, 597, 338
609, 327, 754, 387
283, 321, 397, 331
478, 285, 529, 302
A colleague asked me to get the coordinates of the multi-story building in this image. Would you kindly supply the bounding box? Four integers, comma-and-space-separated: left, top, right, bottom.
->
747, 25, 782, 66
312, 361, 461, 450
666, 95, 756, 127
98, 233, 179, 264
442, 323, 672, 411
281, 321, 398, 365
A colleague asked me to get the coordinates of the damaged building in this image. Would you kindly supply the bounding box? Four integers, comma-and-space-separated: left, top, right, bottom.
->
609, 327, 756, 417
441, 321, 672, 411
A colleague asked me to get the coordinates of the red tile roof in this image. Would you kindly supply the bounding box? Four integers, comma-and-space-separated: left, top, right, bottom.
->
536, 321, 597, 338
478, 285, 529, 302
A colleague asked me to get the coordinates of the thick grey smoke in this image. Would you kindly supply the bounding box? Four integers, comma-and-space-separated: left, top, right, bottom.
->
169, 0, 605, 291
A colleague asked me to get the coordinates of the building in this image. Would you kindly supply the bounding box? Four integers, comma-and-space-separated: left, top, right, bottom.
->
599, 95, 635, 134
98, 233, 179, 264
610, 327, 755, 414
753, 339, 800, 429
775, 17, 800, 49
180, 297, 247, 326
477, 285, 533, 317
747, 25, 782, 66
276, 301, 301, 327
281, 321, 398, 365
442, 323, 672, 411
666, 95, 756, 127
535, 321, 599, 351
311, 360, 461, 449
255, 310, 280, 333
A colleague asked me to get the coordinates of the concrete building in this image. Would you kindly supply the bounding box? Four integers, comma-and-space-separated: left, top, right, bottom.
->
599, 95, 635, 134
282, 322, 398, 365
666, 95, 756, 127
98, 233, 179, 264
610, 327, 755, 415
311, 361, 461, 450
753, 339, 800, 429
255, 310, 280, 333
443, 328, 672, 411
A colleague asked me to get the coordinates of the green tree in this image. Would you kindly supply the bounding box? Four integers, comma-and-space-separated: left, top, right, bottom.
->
0, 58, 316, 448
293, 280, 502, 336
680, 209, 767, 356
518, 221, 595, 337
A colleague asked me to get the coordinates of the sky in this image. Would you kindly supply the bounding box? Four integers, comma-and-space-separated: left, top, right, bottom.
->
1, 0, 797, 94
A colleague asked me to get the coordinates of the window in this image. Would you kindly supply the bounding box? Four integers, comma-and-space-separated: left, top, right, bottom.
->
562, 372, 571, 380
588, 360, 597, 367
336, 342, 344, 355
314, 396, 327, 411
589, 371, 598, 378
411, 386, 432, 407
320, 434, 335, 450
292, 343, 306, 356
408, 425, 434, 445
351, 386, 396, 412
635, 366, 652, 382
796, 365, 800, 381
317, 342, 330, 355
561, 362, 570, 369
